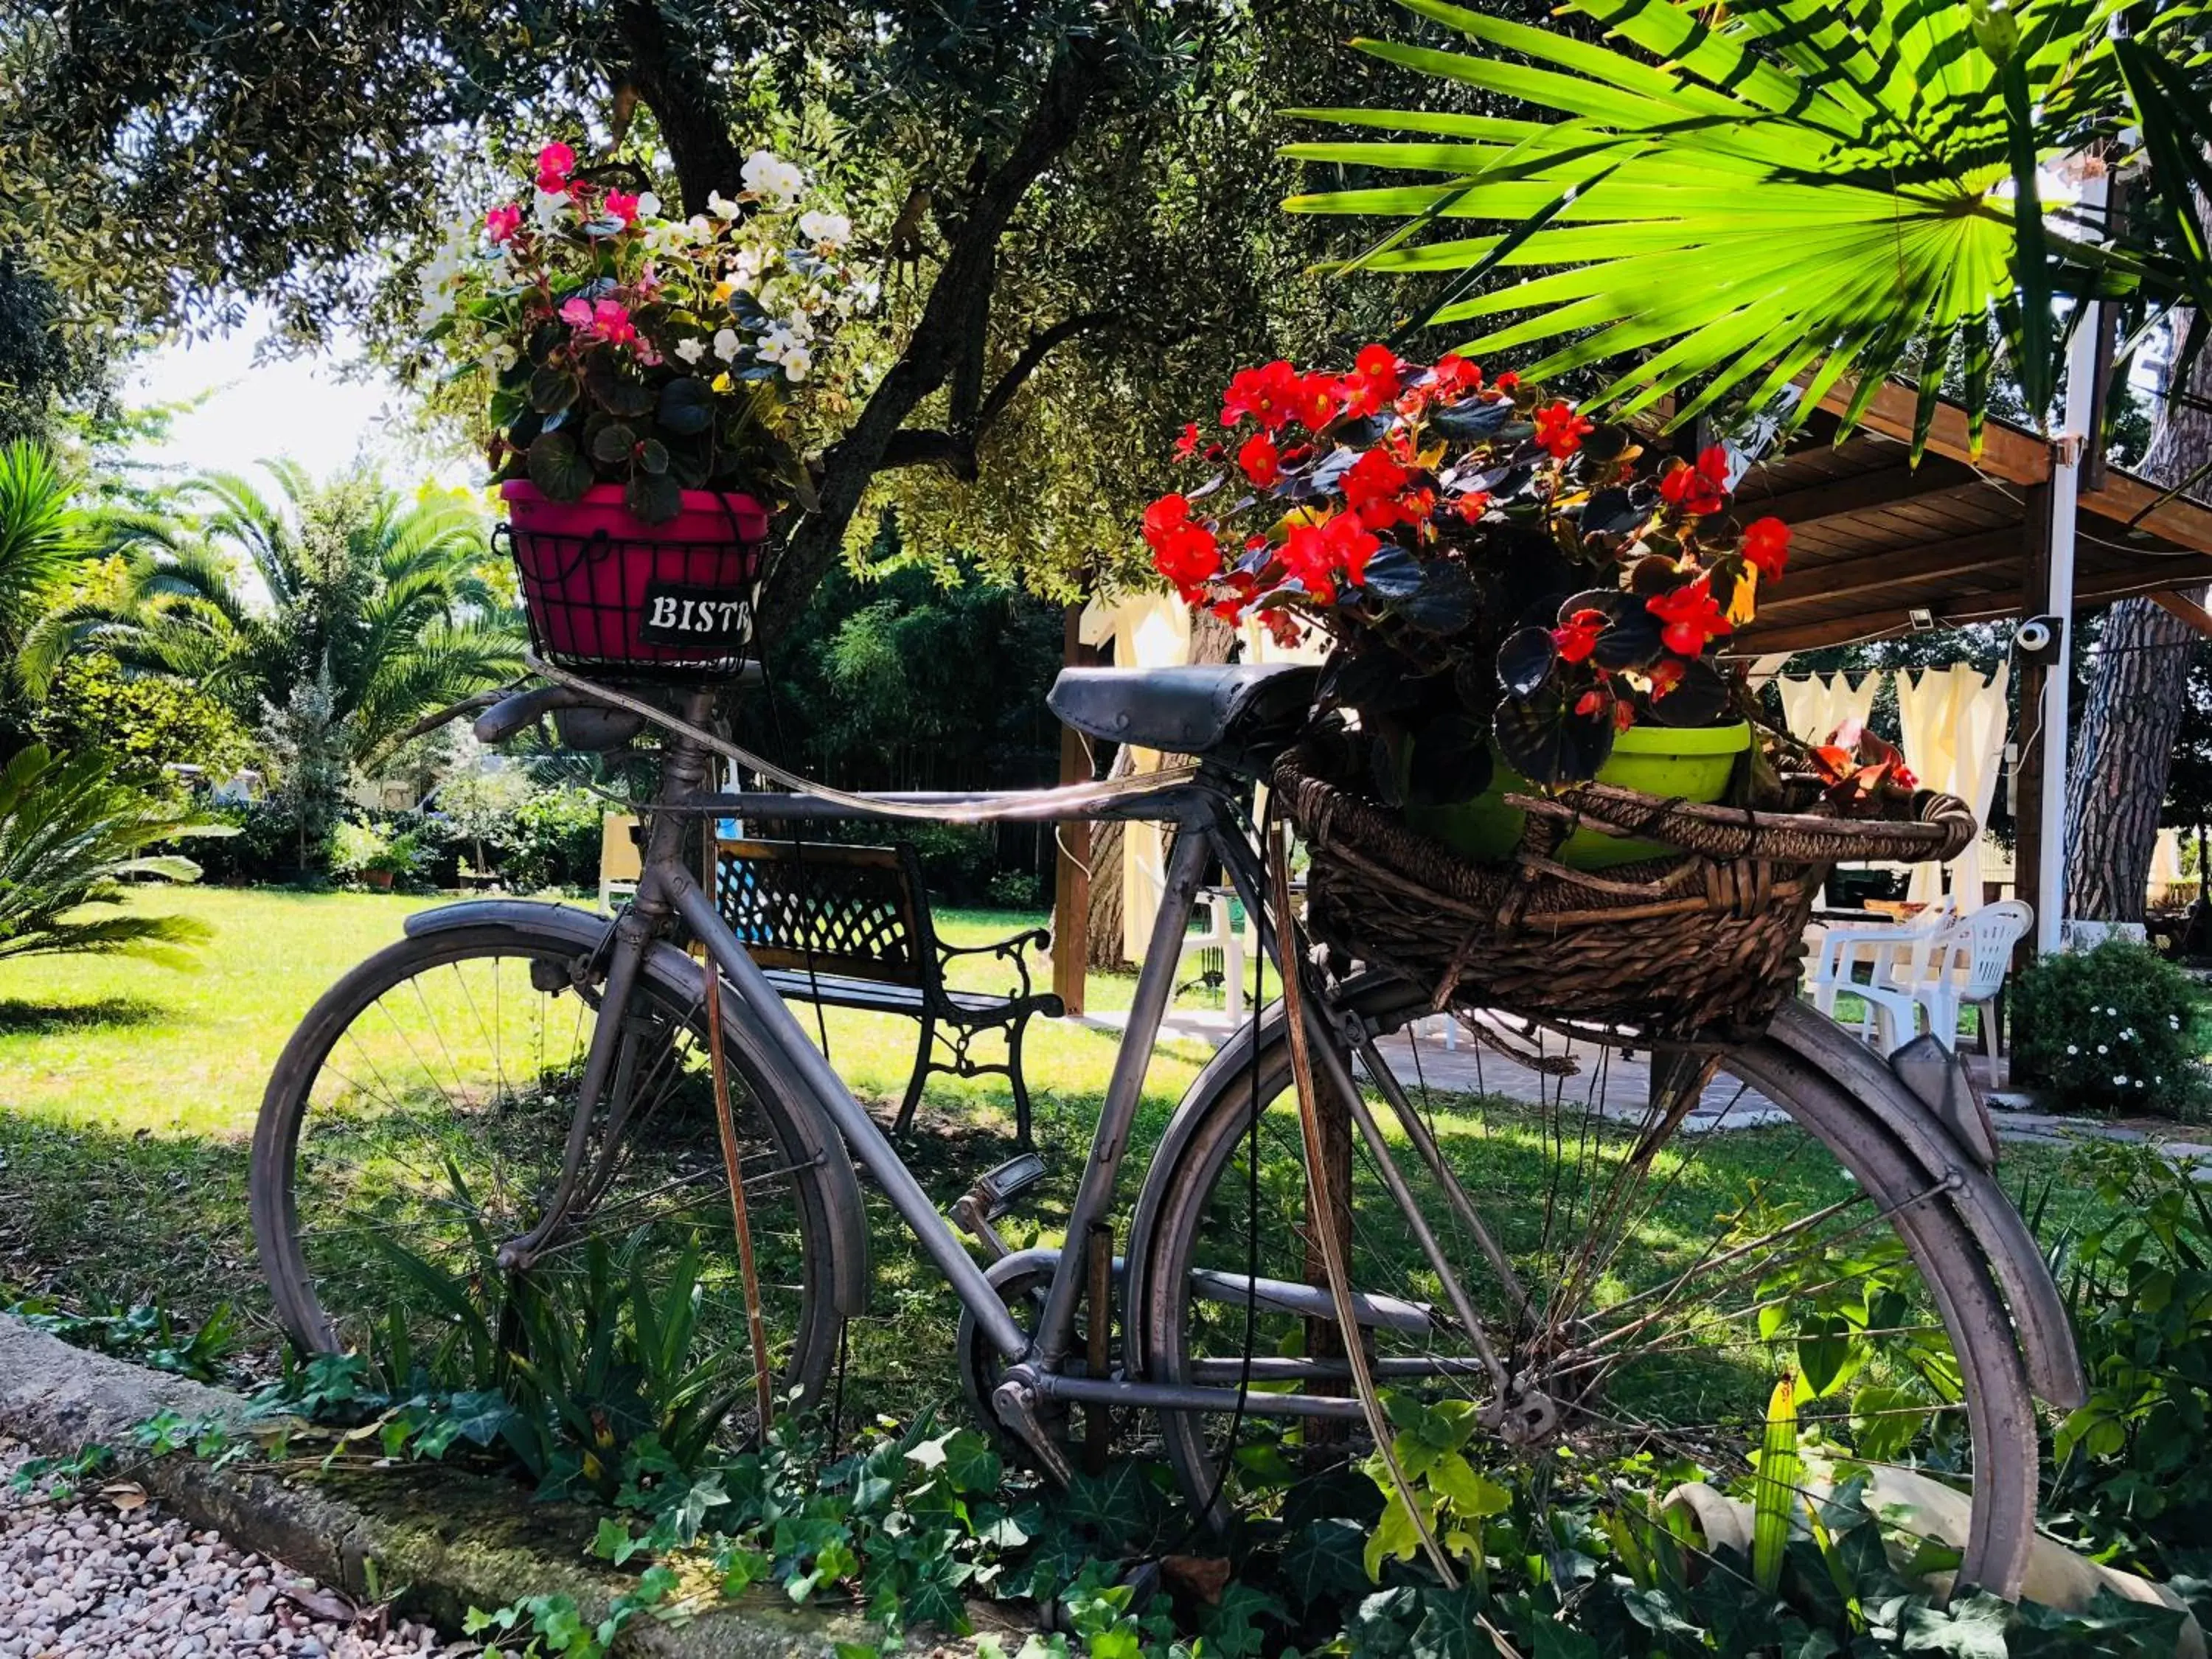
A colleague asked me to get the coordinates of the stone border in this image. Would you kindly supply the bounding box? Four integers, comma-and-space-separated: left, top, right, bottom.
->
0, 1315, 865, 1658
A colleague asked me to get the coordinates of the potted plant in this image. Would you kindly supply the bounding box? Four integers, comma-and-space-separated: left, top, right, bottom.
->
328, 820, 425, 891
417, 142, 878, 674
1143, 349, 1796, 868
1140, 351, 1970, 1039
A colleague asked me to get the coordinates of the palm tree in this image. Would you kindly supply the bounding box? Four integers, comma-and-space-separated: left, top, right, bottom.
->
0, 439, 87, 663
21, 462, 525, 768
1283, 0, 2212, 458
0, 743, 222, 964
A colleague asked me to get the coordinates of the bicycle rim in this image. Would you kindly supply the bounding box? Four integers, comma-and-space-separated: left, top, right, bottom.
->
251, 924, 838, 1442
1133, 989, 2037, 1594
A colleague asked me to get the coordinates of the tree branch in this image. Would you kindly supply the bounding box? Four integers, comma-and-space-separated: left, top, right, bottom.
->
761, 37, 1121, 629
975, 309, 1119, 434
617, 2, 748, 212
873, 310, 1122, 480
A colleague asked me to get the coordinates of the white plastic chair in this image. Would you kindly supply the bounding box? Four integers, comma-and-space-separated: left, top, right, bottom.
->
1804, 897, 1956, 1050
1863, 900, 2033, 1052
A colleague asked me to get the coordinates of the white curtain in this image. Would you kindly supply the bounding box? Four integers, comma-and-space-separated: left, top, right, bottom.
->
1776, 672, 1882, 746
1895, 664, 2011, 911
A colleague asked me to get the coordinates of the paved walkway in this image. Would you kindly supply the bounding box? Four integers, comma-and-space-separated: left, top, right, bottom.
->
1075, 1004, 2212, 1164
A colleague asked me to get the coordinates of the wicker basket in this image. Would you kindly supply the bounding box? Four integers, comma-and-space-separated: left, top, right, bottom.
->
1276, 750, 1978, 1042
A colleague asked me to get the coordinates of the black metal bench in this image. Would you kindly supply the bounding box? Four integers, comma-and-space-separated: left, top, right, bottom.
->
713, 838, 1062, 1147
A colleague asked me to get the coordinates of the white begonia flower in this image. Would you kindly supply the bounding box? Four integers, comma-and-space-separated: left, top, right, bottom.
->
783, 309, 816, 341
712, 328, 742, 364
674, 338, 707, 365
798, 210, 851, 252
754, 324, 798, 365
781, 345, 812, 383
637, 192, 661, 218
741, 150, 806, 210
486, 341, 519, 372
533, 188, 568, 232
707, 189, 743, 221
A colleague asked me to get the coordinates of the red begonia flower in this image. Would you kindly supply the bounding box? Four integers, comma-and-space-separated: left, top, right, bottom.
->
1645, 580, 1732, 655
1554, 608, 1610, 665
1741, 515, 1791, 579
1534, 401, 1595, 459
1238, 431, 1283, 488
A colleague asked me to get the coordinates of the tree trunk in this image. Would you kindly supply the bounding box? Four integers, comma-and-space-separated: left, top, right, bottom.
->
1086, 747, 1133, 972
2065, 594, 2202, 920
2063, 305, 2212, 922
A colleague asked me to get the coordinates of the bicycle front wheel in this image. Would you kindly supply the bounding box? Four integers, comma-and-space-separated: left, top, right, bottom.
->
1130, 981, 2041, 1595
251, 919, 844, 1443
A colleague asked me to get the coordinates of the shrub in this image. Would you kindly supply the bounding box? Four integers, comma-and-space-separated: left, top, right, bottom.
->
987, 870, 1044, 913
2011, 939, 2211, 1119
2044, 1141, 2212, 1568
0, 744, 226, 963
327, 817, 425, 885
501, 784, 602, 892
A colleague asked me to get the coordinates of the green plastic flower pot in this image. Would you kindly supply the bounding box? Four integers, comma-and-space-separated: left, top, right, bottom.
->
1405, 721, 1753, 872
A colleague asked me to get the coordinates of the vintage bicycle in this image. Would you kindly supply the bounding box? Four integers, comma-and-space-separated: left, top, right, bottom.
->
249, 649, 2080, 1598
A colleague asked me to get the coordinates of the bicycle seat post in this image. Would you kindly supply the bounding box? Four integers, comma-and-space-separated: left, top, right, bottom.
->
625, 685, 720, 931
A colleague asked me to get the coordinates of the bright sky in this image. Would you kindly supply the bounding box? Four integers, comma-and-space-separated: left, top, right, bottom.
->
125, 307, 474, 490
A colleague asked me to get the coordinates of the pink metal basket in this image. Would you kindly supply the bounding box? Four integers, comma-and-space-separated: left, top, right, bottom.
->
500, 480, 771, 680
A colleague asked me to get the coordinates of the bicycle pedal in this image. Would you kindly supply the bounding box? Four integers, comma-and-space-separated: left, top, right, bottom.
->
953, 1152, 1048, 1262
971, 1151, 1047, 1220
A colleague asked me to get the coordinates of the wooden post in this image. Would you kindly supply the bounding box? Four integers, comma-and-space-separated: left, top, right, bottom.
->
1051, 605, 1095, 1016
2014, 481, 2053, 970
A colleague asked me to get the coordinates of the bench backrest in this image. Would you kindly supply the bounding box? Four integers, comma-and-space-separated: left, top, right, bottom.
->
714, 838, 938, 990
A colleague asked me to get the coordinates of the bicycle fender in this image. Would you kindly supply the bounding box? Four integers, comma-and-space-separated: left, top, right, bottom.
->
401, 900, 873, 1319
1765, 1002, 2084, 1411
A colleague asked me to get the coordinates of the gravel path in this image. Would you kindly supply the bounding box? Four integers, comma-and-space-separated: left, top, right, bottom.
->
1, 1441, 458, 1658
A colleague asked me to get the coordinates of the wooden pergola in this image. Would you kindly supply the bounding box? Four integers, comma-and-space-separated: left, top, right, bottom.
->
1720, 377, 2212, 953
1727, 380, 2212, 656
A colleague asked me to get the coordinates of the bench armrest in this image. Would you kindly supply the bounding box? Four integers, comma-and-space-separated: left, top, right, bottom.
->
939, 928, 1051, 998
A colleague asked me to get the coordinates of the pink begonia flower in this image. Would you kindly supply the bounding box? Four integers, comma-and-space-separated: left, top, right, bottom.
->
535, 142, 576, 197
559, 296, 594, 327
604, 190, 640, 225
484, 204, 524, 243
591, 299, 638, 346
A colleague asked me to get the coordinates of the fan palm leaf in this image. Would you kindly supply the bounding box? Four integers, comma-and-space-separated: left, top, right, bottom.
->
1284, 0, 2212, 456
0, 440, 88, 655
0, 744, 228, 966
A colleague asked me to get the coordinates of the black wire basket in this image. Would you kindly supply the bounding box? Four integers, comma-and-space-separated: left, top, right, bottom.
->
498, 495, 768, 681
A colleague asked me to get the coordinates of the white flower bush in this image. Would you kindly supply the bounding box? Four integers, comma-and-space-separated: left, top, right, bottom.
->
415, 142, 879, 518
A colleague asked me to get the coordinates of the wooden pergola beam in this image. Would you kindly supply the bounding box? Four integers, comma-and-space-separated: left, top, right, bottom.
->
1820, 375, 2212, 556
1750, 530, 2019, 616
2151, 589, 2212, 640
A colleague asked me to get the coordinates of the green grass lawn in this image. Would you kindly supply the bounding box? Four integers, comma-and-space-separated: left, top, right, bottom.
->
0, 886, 1206, 1368
0, 884, 2109, 1444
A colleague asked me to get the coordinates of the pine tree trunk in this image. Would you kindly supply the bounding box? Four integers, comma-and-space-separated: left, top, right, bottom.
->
2065, 595, 2202, 920
2063, 304, 2212, 922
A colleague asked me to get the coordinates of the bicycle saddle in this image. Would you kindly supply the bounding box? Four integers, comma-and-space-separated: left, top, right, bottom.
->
1048, 663, 1318, 770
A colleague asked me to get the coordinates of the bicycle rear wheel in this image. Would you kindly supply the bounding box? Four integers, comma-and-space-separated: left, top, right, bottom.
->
251, 919, 844, 1444
1129, 981, 2042, 1595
